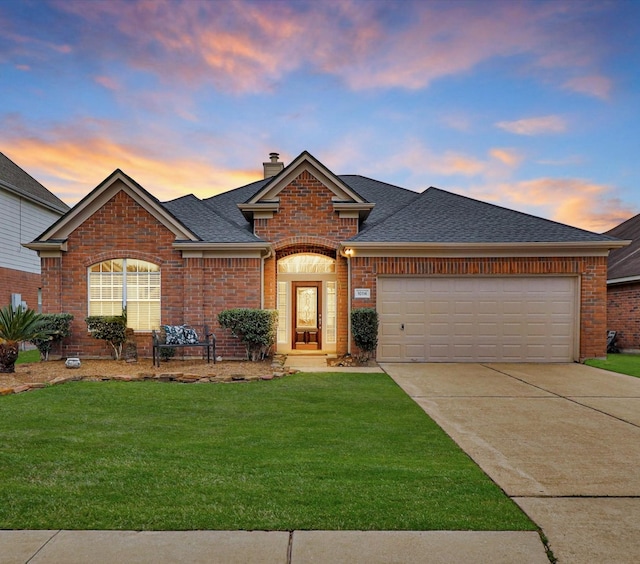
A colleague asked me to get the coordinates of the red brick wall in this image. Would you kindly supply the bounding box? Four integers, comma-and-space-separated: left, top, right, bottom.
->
41, 189, 263, 359
254, 171, 358, 242
349, 255, 608, 361
0, 266, 40, 311
607, 283, 640, 351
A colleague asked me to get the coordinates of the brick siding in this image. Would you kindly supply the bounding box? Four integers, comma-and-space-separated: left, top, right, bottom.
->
254, 171, 358, 242
0, 266, 40, 311
607, 283, 640, 351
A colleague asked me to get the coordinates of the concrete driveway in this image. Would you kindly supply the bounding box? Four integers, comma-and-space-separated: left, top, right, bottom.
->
382, 362, 640, 564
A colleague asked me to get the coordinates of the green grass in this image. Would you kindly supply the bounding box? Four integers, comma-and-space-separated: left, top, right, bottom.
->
0, 373, 534, 531
16, 349, 40, 364
585, 353, 640, 377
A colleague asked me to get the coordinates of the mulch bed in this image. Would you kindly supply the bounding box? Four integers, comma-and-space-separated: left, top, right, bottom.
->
1, 357, 289, 395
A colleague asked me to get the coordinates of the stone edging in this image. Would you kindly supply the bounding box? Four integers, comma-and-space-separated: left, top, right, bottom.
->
1, 356, 294, 396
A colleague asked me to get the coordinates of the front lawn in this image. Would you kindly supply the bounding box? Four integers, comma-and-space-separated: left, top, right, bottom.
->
585, 354, 640, 377
0, 373, 533, 531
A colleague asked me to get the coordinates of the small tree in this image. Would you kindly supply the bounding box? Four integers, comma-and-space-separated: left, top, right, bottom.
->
0, 305, 51, 373
218, 308, 278, 361
85, 314, 127, 360
30, 313, 74, 361
351, 307, 379, 362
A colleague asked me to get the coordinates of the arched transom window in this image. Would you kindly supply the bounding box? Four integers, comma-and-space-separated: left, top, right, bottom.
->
277, 253, 335, 273
88, 258, 160, 330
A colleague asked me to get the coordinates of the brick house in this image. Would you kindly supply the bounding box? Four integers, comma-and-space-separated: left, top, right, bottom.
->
605, 215, 639, 351
0, 152, 69, 311
27, 151, 625, 362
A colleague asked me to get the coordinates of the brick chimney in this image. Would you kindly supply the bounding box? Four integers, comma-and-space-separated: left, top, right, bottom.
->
263, 152, 284, 179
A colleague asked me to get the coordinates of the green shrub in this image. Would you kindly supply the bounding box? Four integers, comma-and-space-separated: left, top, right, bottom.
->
0, 306, 51, 373
351, 308, 379, 361
30, 313, 74, 361
159, 346, 175, 361
218, 308, 278, 361
85, 314, 127, 360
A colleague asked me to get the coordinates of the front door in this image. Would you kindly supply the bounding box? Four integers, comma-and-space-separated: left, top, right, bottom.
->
292, 282, 322, 350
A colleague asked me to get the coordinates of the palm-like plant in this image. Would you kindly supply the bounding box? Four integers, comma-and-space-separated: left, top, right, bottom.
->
0, 306, 50, 373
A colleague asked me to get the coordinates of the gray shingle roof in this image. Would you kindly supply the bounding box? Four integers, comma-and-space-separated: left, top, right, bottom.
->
0, 152, 69, 213
351, 187, 618, 243
605, 214, 640, 280
339, 175, 420, 229
162, 171, 617, 246
163, 194, 262, 243
203, 178, 268, 230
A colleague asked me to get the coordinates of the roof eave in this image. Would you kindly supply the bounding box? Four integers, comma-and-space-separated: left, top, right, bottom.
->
607, 275, 640, 286
339, 241, 624, 258
173, 241, 272, 258
0, 180, 69, 214
22, 240, 68, 257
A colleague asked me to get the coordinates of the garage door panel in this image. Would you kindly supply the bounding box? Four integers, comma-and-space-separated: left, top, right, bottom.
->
378, 276, 576, 362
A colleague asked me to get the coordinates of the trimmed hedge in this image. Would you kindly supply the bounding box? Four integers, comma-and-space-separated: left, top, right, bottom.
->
30, 313, 74, 361
351, 307, 379, 361
218, 308, 278, 361
85, 314, 127, 360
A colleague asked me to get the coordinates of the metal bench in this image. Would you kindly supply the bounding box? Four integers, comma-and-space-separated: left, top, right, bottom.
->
152, 325, 216, 367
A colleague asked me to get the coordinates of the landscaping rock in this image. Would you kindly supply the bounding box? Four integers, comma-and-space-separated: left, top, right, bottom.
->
13, 385, 31, 394
0, 387, 14, 395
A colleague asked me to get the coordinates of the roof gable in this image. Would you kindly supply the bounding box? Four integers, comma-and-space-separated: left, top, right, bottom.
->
247, 151, 366, 204
237, 151, 374, 222
31, 169, 198, 247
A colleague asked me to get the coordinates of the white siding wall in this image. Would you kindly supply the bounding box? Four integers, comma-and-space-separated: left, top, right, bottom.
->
0, 189, 62, 274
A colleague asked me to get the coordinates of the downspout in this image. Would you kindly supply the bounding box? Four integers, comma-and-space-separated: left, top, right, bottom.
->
260, 247, 273, 309
347, 252, 352, 355
339, 245, 353, 355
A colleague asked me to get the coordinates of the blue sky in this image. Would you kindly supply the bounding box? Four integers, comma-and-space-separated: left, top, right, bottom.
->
1, 0, 638, 232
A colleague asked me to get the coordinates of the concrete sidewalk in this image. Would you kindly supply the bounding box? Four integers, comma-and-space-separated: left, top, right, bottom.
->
383, 362, 640, 564
0, 529, 548, 564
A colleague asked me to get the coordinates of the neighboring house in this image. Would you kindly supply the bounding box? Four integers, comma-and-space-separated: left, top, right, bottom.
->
0, 152, 69, 311
26, 151, 624, 362
605, 215, 640, 351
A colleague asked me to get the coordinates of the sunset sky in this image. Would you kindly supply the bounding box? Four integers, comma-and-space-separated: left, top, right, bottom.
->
1, 0, 638, 232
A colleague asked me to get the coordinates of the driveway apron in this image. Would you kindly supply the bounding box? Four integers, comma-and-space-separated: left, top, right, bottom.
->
382, 362, 640, 564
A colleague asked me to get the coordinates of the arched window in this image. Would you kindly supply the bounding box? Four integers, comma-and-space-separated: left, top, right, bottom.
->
88, 259, 160, 330
277, 253, 335, 273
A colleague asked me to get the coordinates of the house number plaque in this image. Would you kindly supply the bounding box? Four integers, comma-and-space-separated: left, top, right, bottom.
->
354, 288, 370, 299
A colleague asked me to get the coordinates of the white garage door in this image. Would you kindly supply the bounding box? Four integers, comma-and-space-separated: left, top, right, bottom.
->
378, 276, 577, 362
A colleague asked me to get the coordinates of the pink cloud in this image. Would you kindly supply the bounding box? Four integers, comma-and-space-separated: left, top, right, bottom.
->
563, 75, 612, 100
94, 75, 119, 91
496, 116, 567, 136
489, 148, 523, 168
47, 0, 614, 95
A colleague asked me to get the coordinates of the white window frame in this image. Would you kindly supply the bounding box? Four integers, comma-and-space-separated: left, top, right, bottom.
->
88, 258, 161, 331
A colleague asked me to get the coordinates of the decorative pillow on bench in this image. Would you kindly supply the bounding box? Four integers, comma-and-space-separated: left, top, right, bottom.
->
163, 325, 199, 345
